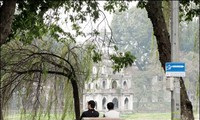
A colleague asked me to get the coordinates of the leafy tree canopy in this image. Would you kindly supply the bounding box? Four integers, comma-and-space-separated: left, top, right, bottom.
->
138, 0, 200, 21
5, 1, 130, 44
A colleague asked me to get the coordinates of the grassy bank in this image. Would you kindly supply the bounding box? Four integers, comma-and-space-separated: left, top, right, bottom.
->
4, 112, 199, 120
121, 113, 170, 120
121, 113, 199, 120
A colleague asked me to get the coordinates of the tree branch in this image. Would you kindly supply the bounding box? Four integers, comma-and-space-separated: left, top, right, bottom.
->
12, 69, 70, 77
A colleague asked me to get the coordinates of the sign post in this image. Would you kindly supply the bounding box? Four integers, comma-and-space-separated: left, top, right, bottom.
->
169, 1, 181, 120
166, 62, 185, 119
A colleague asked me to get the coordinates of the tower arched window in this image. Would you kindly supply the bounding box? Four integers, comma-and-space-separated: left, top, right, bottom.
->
93, 67, 97, 74
124, 98, 129, 110
88, 84, 91, 89
102, 81, 106, 89
102, 97, 106, 109
112, 98, 118, 109
123, 81, 128, 89
96, 84, 98, 89
112, 81, 117, 89
95, 101, 97, 109
101, 66, 105, 74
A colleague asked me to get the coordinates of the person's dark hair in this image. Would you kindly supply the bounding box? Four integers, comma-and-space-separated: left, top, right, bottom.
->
88, 100, 96, 108
107, 102, 114, 110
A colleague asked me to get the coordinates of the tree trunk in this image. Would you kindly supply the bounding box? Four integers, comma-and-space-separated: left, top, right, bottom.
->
0, 61, 2, 120
0, 0, 17, 46
145, 1, 194, 120
71, 79, 80, 120
180, 77, 194, 120
145, 1, 171, 68
0, 1, 16, 119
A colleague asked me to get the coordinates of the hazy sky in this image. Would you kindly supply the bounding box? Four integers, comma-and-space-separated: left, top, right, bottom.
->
43, 1, 138, 43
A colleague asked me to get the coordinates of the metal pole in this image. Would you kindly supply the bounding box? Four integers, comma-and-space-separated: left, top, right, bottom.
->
171, 1, 180, 120
171, 91, 174, 120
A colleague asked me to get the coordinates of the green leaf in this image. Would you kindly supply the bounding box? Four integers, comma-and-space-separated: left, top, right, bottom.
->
92, 50, 102, 63
110, 51, 136, 72
114, 45, 118, 51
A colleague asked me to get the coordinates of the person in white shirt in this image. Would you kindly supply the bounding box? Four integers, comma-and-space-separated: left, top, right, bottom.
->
103, 102, 120, 118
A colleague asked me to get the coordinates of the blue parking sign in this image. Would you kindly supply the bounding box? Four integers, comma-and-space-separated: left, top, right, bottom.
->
165, 62, 185, 77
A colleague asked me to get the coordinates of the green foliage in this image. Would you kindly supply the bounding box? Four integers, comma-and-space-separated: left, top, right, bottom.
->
92, 50, 102, 63
137, 0, 147, 8
179, 0, 200, 21
138, 0, 200, 22
82, 44, 95, 82
110, 51, 136, 72
1, 36, 95, 119
114, 45, 118, 51
104, 0, 130, 13
10, 1, 93, 43
9, 0, 134, 45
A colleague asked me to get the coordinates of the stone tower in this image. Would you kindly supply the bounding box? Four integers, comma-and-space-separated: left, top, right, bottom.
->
82, 50, 134, 112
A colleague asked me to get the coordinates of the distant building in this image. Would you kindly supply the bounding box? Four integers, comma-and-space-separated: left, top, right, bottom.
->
83, 64, 134, 112
82, 43, 171, 113
82, 51, 171, 113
